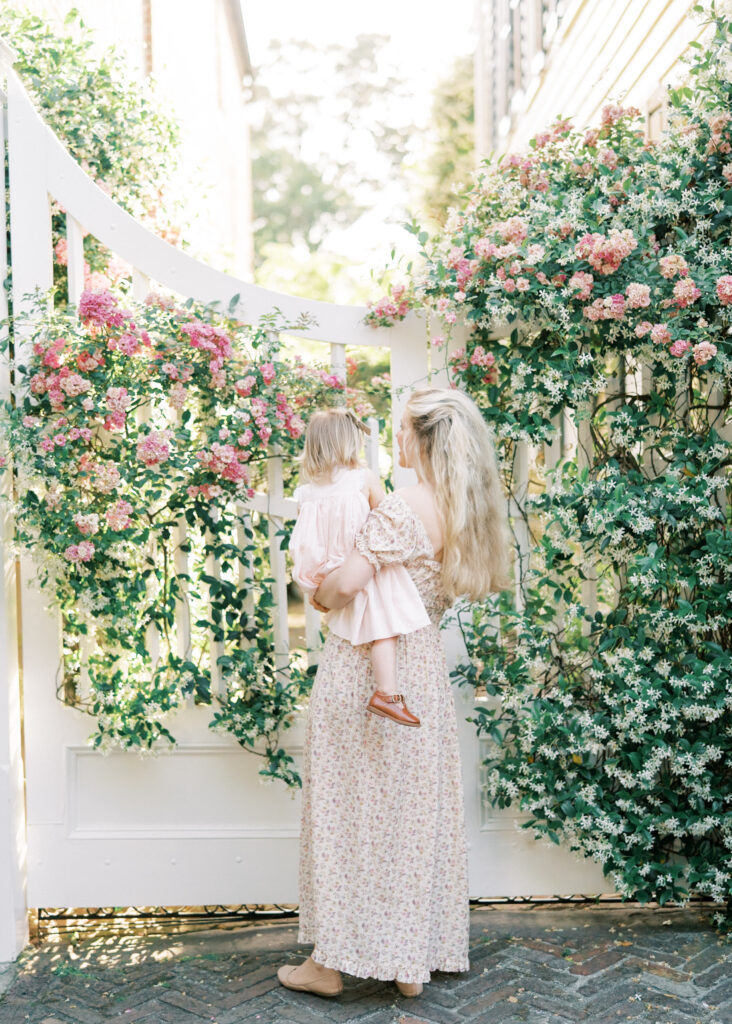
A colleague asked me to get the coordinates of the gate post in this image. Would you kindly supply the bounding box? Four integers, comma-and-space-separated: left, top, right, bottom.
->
0, 42, 29, 962
387, 316, 429, 488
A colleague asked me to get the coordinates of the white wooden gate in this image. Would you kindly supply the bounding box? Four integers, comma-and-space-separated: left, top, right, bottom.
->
0, 48, 611, 961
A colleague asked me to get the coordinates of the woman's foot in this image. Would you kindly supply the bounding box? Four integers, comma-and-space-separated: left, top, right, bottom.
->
277, 956, 343, 997
396, 979, 424, 997
366, 690, 421, 727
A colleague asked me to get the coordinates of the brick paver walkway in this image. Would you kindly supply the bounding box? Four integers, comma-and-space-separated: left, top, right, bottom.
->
0, 904, 729, 1024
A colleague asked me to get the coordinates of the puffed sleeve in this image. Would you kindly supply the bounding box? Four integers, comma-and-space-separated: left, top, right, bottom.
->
354, 493, 419, 571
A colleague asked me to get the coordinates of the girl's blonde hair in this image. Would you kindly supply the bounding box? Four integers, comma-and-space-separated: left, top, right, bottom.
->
300, 407, 370, 484
403, 387, 511, 602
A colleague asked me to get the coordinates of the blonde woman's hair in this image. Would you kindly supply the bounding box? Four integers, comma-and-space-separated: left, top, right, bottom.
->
300, 407, 370, 484
403, 387, 511, 602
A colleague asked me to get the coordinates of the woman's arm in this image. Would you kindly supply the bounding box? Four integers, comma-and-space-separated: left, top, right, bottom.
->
313, 549, 375, 610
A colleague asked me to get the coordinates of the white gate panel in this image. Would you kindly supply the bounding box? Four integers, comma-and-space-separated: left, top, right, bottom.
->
2, 50, 616, 929
18, 566, 304, 907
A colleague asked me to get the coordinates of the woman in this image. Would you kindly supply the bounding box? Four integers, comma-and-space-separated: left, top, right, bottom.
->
277, 386, 511, 998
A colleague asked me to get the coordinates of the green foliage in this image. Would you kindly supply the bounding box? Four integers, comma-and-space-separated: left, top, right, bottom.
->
417, 54, 475, 229
0, 290, 375, 786
393, 6, 732, 923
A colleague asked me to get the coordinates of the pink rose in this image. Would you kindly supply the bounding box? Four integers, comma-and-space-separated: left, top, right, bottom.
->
716, 275, 732, 306
669, 339, 691, 358
650, 323, 672, 345
692, 341, 717, 365
625, 283, 651, 309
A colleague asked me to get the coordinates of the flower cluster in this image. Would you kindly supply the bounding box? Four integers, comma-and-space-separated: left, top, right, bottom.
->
376, 7, 732, 925
363, 282, 418, 328
0, 291, 377, 785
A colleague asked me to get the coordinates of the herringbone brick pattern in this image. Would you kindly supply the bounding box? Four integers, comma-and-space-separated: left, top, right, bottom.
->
0, 905, 728, 1024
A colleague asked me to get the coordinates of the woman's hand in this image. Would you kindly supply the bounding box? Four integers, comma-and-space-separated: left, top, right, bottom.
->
313, 550, 375, 610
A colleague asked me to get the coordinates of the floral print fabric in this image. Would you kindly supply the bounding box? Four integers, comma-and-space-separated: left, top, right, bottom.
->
297, 492, 470, 984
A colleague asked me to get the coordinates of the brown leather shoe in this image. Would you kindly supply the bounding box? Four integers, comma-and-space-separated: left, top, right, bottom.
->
277, 956, 343, 997
366, 690, 421, 727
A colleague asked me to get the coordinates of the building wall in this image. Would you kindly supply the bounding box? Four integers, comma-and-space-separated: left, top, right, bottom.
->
475, 0, 706, 158
6, 0, 253, 279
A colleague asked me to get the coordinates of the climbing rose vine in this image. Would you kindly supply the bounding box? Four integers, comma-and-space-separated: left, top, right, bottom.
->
0, 290, 374, 786
385, 8, 732, 924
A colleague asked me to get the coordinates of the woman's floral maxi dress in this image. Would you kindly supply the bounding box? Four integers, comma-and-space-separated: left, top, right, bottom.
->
297, 492, 470, 985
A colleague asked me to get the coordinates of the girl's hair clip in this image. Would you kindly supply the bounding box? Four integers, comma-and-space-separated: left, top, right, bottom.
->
346, 408, 371, 436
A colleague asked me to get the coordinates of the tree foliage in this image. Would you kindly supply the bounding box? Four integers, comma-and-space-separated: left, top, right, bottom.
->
250, 35, 415, 264
417, 54, 475, 229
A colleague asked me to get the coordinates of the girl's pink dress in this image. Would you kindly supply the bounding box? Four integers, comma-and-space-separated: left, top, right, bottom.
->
289, 466, 430, 644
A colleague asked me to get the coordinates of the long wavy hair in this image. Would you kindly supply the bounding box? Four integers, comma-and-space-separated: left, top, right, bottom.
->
403, 387, 511, 601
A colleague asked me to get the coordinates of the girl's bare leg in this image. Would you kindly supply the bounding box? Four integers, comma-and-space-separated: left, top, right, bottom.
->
370, 635, 398, 695
367, 635, 420, 727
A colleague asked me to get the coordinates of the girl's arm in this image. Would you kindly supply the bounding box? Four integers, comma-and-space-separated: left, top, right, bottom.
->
313, 549, 375, 610
364, 467, 386, 509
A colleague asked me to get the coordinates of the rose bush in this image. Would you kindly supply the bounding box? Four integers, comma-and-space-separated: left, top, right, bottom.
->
0, 289, 374, 786
390, 7, 732, 922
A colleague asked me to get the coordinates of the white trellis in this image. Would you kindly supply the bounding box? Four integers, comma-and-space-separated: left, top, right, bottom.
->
0, 48, 612, 962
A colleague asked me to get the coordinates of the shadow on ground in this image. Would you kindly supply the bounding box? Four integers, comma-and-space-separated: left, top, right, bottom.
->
0, 904, 729, 1023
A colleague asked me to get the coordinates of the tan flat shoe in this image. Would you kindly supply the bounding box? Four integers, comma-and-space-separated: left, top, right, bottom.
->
395, 979, 423, 997
366, 690, 421, 727
277, 956, 343, 998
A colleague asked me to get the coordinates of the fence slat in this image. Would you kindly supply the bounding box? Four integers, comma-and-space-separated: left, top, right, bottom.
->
174, 514, 191, 656
235, 512, 255, 651
365, 415, 379, 473
543, 413, 562, 475
304, 601, 322, 667
66, 214, 85, 306
512, 440, 530, 613
132, 268, 150, 302
207, 509, 224, 696
330, 342, 346, 384
576, 402, 597, 631
267, 458, 290, 675
709, 381, 732, 517
641, 363, 660, 478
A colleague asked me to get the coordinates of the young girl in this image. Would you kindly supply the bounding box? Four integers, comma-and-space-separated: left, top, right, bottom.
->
289, 407, 429, 726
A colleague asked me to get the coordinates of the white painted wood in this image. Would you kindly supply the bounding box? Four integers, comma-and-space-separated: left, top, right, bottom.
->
266, 458, 289, 676
543, 413, 563, 475
641, 363, 660, 479
388, 319, 429, 487
9, 71, 391, 349
576, 403, 598, 629
709, 381, 732, 517
512, 440, 530, 612
235, 513, 255, 650
304, 600, 322, 668
365, 416, 379, 474
65, 214, 85, 306
206, 510, 224, 697
330, 341, 346, 383
0, 67, 29, 961
6, 64, 60, 948
132, 268, 150, 302
174, 515, 192, 662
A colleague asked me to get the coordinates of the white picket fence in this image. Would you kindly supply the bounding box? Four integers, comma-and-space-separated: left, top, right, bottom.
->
0, 47, 614, 963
